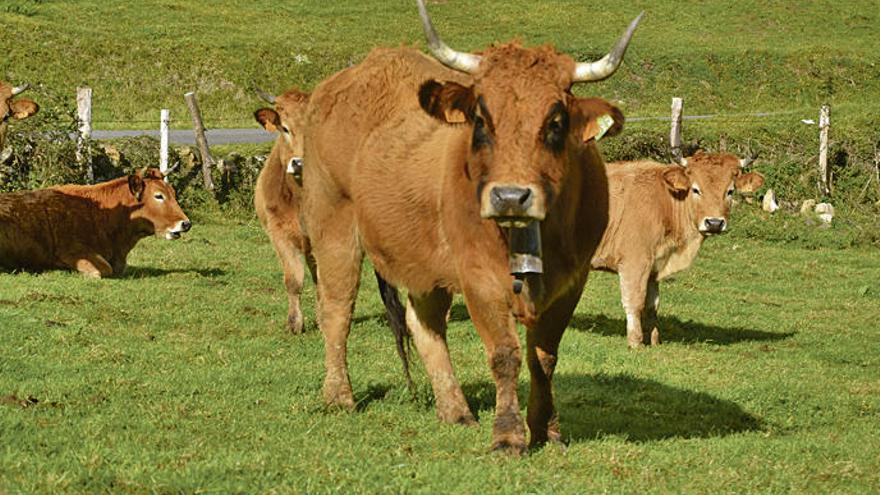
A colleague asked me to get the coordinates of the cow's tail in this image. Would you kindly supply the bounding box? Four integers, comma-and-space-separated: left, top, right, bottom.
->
375, 271, 414, 394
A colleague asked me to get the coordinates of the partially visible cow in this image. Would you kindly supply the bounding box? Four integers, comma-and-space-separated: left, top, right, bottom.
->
590, 151, 764, 347
253, 87, 315, 334
0, 81, 39, 152
252, 87, 410, 376
0, 168, 191, 277
302, 0, 641, 453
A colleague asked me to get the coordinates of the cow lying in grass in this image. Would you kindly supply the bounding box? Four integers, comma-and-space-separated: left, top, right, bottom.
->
590, 151, 764, 347
0, 168, 190, 278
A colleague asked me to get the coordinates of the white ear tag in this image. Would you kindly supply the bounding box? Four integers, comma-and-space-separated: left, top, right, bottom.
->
594, 114, 615, 141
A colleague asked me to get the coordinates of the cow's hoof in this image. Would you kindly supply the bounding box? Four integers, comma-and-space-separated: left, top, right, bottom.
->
322, 379, 355, 411
437, 401, 477, 426
627, 340, 645, 349
650, 328, 661, 346
287, 313, 304, 335
491, 439, 527, 456
439, 410, 477, 426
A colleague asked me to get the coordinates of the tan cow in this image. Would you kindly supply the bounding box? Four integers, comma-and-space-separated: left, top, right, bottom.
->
252, 87, 411, 375
0, 168, 190, 277
302, 0, 641, 453
591, 151, 764, 347
253, 87, 315, 334
0, 81, 39, 152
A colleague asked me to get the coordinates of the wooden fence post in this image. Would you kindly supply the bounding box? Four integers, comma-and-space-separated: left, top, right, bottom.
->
184, 91, 215, 192
670, 97, 683, 164
159, 109, 170, 180
76, 87, 93, 182
818, 104, 831, 196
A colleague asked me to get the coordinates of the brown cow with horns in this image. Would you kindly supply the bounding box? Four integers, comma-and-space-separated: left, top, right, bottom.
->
302, 0, 642, 452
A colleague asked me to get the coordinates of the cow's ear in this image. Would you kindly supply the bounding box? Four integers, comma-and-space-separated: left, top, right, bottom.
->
418, 80, 475, 125
573, 97, 624, 142
735, 171, 765, 193
128, 174, 145, 201
254, 108, 281, 132
662, 166, 691, 194
10, 98, 39, 120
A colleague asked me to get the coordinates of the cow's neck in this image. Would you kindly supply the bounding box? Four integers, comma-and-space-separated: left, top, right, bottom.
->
265, 142, 297, 203
56, 178, 150, 261
535, 144, 609, 307
656, 194, 704, 280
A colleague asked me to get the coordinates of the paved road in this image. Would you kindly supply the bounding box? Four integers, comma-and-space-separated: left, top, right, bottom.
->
91, 128, 275, 145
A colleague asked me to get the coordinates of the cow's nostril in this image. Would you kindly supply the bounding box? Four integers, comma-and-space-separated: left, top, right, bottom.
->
490, 186, 534, 216
181, 221, 192, 232
704, 218, 725, 233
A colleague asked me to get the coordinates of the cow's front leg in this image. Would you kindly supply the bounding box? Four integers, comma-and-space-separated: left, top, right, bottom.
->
62, 252, 113, 279
618, 263, 651, 348
462, 279, 525, 454
269, 231, 307, 334
407, 289, 475, 425
527, 277, 586, 448
643, 275, 661, 345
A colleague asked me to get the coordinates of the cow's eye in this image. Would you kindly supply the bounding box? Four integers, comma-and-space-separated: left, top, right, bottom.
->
472, 115, 491, 150
543, 102, 568, 154
281, 125, 291, 134
727, 188, 734, 197
692, 186, 701, 196
154, 193, 165, 201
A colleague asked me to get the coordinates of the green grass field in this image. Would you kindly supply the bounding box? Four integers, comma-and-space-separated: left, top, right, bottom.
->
2, 215, 879, 493
2, 0, 878, 131
2, 1, 880, 492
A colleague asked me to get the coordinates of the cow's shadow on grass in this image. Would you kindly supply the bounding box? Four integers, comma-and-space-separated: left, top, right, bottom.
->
569, 313, 794, 346
462, 373, 762, 443
122, 266, 226, 279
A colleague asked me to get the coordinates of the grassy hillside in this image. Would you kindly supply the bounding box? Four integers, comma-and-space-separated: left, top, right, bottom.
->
2, 0, 878, 129
3, 1, 879, 216
2, 218, 879, 492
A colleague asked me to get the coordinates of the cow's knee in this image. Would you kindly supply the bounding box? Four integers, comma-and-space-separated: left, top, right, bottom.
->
490, 344, 521, 384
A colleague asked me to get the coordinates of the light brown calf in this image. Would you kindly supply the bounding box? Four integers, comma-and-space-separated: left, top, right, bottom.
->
253, 87, 315, 334
591, 151, 764, 347
0, 169, 190, 277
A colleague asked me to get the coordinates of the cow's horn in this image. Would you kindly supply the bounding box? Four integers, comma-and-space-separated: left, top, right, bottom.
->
740, 150, 760, 168
162, 163, 179, 177
573, 12, 644, 83
253, 83, 276, 105
11, 83, 29, 96
416, 0, 481, 74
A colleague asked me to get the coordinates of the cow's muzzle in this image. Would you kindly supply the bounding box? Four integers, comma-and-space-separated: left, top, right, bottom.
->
286, 157, 304, 185
165, 220, 192, 240
699, 217, 726, 235
481, 183, 545, 227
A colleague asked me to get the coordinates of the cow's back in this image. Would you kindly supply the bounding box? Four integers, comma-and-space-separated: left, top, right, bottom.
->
305, 48, 472, 291
591, 161, 675, 272
0, 189, 94, 270
305, 47, 467, 194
